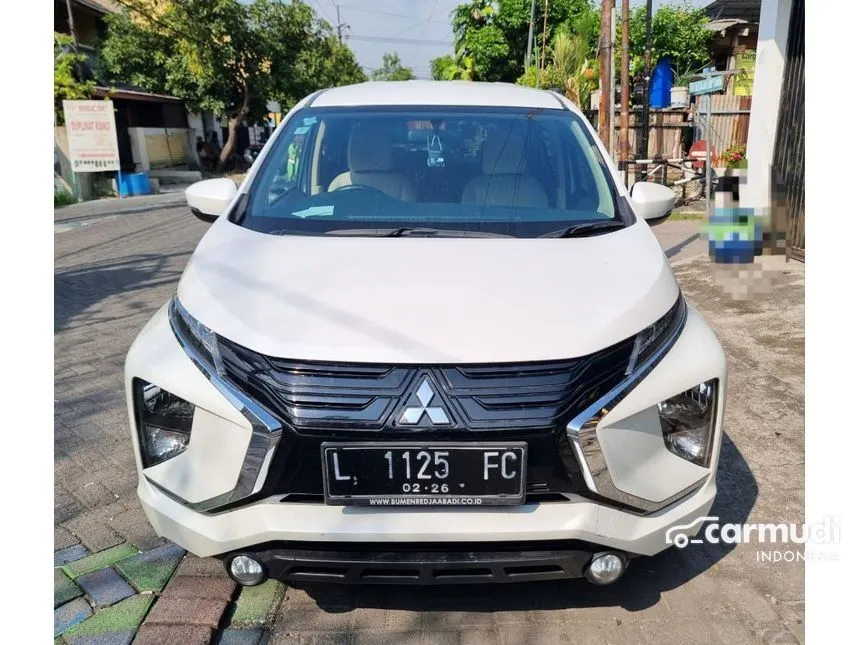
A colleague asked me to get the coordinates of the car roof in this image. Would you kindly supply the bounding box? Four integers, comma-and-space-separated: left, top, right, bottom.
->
310, 80, 570, 111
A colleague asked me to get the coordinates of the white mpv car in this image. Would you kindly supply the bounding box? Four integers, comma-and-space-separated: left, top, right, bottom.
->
125, 81, 726, 587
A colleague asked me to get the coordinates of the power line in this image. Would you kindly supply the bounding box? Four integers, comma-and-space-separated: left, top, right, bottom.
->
318, 2, 450, 24
349, 34, 451, 46
313, 0, 334, 24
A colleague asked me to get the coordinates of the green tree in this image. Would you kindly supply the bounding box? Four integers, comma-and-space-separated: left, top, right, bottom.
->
430, 54, 458, 80
440, 0, 596, 83
99, 0, 365, 171
627, 1, 713, 79
54, 33, 96, 124
451, 0, 509, 81
370, 52, 415, 81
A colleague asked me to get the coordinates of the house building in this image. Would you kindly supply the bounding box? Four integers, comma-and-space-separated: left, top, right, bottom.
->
54, 0, 199, 196
705, 0, 761, 96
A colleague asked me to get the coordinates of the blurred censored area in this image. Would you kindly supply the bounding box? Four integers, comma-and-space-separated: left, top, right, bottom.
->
702, 169, 792, 300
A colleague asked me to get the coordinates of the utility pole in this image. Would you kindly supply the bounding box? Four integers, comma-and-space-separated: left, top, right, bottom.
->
539, 0, 549, 77
525, 0, 538, 70
619, 0, 630, 167
598, 0, 612, 148
65, 0, 78, 46
609, 4, 616, 160
334, 3, 348, 44
637, 0, 654, 180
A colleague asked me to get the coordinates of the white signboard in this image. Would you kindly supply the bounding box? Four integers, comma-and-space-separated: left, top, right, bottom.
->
63, 100, 121, 172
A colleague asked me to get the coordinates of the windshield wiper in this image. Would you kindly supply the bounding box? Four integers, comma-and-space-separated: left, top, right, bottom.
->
324, 227, 513, 238
539, 220, 627, 238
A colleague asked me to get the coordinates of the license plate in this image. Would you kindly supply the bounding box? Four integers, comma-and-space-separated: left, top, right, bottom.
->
322, 442, 527, 506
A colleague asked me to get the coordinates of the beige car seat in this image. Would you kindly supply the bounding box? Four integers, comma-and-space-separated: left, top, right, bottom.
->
461, 131, 549, 208
327, 123, 416, 201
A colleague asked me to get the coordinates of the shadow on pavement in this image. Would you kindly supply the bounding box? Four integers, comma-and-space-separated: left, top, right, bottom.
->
296, 433, 756, 615
54, 252, 189, 331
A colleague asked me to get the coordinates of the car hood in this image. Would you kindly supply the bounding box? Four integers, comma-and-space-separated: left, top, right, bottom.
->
177, 218, 679, 364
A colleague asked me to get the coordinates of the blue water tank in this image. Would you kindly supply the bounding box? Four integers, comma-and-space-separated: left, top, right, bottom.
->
117, 173, 134, 197
650, 57, 672, 109
130, 172, 151, 196
118, 172, 151, 197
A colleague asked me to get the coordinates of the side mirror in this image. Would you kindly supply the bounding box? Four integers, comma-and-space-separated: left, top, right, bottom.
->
186, 178, 238, 223
630, 181, 676, 225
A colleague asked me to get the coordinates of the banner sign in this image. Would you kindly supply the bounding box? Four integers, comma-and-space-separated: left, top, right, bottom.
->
63, 100, 121, 172
690, 75, 725, 96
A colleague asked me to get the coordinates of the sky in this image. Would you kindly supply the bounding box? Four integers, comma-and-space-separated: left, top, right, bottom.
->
309, 0, 715, 79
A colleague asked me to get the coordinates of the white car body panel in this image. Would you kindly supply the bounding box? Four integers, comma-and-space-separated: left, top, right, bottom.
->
596, 305, 726, 503
177, 215, 678, 364
312, 80, 565, 110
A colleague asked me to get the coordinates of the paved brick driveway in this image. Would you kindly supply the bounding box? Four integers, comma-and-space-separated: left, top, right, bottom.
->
55, 206, 805, 644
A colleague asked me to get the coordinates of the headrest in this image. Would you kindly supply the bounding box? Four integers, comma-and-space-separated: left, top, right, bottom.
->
348, 123, 394, 172
482, 129, 529, 175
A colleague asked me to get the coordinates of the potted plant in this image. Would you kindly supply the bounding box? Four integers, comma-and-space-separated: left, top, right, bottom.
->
670, 66, 695, 108
720, 143, 747, 170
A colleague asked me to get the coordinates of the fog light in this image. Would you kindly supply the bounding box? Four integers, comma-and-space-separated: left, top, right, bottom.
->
135, 380, 194, 468
658, 379, 718, 467
229, 555, 266, 586
585, 552, 627, 585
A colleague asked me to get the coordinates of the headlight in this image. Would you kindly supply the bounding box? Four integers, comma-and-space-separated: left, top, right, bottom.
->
626, 295, 687, 376
168, 296, 225, 376
658, 379, 718, 467
135, 380, 195, 468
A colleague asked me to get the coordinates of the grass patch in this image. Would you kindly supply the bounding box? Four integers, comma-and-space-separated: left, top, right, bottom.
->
669, 210, 705, 221
54, 189, 76, 207
229, 580, 286, 627
62, 544, 139, 579
114, 544, 185, 593
62, 594, 154, 638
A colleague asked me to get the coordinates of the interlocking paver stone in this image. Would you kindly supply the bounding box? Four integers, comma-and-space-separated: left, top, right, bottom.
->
55, 597, 93, 637
174, 554, 229, 578
56, 525, 82, 550
55, 568, 84, 608
143, 596, 227, 629
114, 543, 185, 592
216, 629, 269, 645
55, 544, 90, 567
230, 580, 286, 628
63, 543, 139, 579
132, 624, 213, 645
77, 567, 136, 607
62, 594, 154, 643
161, 575, 236, 601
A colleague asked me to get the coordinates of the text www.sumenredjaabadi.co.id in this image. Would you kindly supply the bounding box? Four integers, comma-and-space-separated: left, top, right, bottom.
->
368, 497, 485, 506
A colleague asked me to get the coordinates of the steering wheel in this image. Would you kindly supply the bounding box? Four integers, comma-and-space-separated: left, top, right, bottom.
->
331, 184, 389, 198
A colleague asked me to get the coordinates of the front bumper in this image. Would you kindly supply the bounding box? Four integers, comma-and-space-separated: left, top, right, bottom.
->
127, 300, 726, 560
223, 541, 606, 585
139, 473, 716, 559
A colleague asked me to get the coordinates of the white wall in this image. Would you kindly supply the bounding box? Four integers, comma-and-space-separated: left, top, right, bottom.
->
742, 0, 793, 211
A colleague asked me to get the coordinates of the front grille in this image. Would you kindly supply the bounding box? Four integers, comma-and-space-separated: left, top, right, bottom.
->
217, 336, 636, 501
217, 338, 635, 433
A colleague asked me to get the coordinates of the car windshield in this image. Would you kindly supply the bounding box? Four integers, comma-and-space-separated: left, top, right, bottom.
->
240, 106, 623, 238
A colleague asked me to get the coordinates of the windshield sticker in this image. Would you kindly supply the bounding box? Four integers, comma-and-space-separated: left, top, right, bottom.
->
291, 205, 335, 219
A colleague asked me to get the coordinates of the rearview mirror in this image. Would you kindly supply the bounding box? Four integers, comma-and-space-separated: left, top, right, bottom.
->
629, 181, 676, 225
186, 178, 238, 223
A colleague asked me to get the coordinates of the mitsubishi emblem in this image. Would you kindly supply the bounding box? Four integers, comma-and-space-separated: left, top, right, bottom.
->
399, 377, 451, 426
